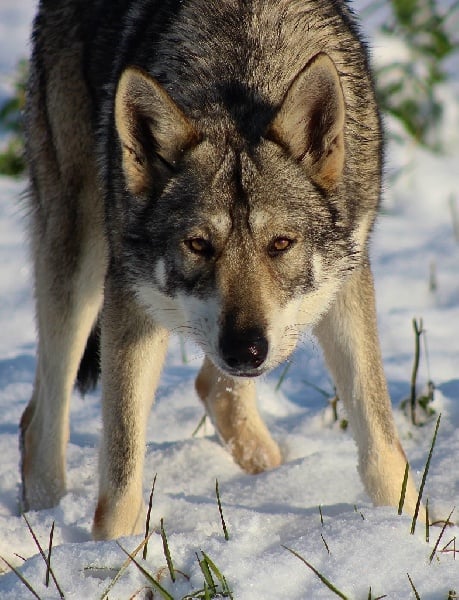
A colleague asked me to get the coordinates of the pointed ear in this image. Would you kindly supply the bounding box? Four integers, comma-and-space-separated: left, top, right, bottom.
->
268, 53, 345, 190
115, 67, 198, 195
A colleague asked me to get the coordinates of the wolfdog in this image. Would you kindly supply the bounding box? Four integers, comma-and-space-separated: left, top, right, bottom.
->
20, 0, 420, 540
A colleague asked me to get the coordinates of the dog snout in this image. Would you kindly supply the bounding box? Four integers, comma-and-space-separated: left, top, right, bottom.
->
219, 327, 269, 373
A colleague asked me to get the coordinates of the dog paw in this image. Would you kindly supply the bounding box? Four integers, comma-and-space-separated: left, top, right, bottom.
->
226, 432, 282, 474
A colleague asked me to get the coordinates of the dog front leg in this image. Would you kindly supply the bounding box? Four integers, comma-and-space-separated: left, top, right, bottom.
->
314, 263, 420, 516
195, 357, 282, 473
20, 215, 105, 513
92, 283, 168, 540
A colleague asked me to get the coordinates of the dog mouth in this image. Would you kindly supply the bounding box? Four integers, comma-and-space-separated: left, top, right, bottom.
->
220, 364, 268, 378
213, 351, 271, 378
215, 362, 269, 379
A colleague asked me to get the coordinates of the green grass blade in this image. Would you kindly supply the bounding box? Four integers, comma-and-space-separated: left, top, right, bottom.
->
321, 533, 330, 555
411, 413, 441, 534
354, 505, 365, 520
283, 546, 349, 599
204, 581, 212, 600
425, 498, 430, 543
275, 361, 292, 391
22, 514, 64, 598
200, 551, 232, 596
301, 378, 331, 398
407, 573, 421, 599
117, 542, 174, 600
192, 414, 207, 437
216, 479, 229, 541
429, 507, 455, 563
143, 474, 157, 560
161, 518, 176, 583
410, 318, 423, 426
180, 335, 188, 364
45, 521, 55, 587
398, 462, 409, 515
197, 553, 216, 593
100, 532, 154, 599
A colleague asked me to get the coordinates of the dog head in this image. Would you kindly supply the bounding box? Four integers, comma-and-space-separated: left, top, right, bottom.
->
114, 54, 371, 376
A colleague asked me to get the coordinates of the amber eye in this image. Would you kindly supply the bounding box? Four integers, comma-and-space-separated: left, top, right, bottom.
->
185, 237, 214, 258
268, 237, 295, 256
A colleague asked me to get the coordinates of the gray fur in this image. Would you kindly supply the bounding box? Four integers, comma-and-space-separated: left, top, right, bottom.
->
20, 0, 422, 540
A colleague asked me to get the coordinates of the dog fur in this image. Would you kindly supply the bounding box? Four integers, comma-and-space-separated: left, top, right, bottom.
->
21, 0, 421, 540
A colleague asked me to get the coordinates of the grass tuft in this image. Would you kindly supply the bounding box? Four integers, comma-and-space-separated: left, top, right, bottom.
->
197, 551, 233, 599
401, 318, 436, 426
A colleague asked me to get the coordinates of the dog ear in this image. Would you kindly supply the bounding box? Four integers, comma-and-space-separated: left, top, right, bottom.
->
115, 67, 198, 195
268, 53, 345, 191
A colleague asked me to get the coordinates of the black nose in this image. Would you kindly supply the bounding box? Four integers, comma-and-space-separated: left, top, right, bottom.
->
220, 328, 269, 372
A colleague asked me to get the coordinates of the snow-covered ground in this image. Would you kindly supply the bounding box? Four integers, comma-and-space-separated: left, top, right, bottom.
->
0, 2, 458, 598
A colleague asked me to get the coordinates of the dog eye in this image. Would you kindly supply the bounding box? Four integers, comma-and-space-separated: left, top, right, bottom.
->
184, 237, 214, 258
268, 237, 295, 256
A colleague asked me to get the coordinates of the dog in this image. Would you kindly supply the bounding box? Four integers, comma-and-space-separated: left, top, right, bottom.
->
20, 0, 421, 540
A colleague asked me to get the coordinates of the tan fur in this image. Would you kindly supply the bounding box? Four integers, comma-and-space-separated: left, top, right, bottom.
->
313, 264, 421, 516
21, 38, 107, 511
115, 67, 198, 196
21, 0, 422, 541
93, 282, 169, 539
269, 53, 345, 190
195, 358, 282, 473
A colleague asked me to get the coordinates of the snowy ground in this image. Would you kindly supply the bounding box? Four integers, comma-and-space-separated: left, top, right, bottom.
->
0, 1, 458, 598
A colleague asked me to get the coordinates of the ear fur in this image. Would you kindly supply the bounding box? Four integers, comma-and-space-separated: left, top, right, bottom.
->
115, 67, 198, 195
268, 53, 345, 190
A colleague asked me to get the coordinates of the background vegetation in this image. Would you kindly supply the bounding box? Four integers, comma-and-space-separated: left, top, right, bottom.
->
0, 59, 27, 176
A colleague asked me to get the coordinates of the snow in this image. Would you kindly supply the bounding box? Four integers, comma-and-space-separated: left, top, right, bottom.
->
0, 2, 458, 598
